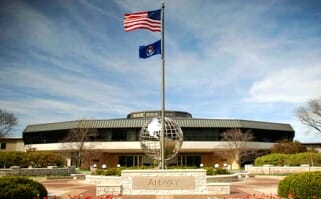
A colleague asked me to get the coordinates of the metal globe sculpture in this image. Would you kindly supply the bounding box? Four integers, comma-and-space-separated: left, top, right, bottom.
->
139, 117, 183, 163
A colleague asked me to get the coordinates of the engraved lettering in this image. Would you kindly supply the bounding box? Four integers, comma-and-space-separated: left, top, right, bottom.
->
148, 178, 156, 186
146, 178, 180, 188
133, 176, 195, 190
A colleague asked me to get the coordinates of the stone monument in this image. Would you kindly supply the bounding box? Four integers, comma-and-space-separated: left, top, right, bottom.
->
120, 116, 210, 197
87, 114, 231, 197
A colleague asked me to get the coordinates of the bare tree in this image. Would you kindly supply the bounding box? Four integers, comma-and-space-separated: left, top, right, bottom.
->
62, 119, 97, 168
240, 149, 271, 166
271, 140, 306, 154
297, 97, 321, 133
0, 109, 17, 138
221, 128, 255, 169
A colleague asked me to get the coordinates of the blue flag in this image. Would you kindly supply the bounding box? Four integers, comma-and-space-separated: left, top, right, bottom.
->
139, 40, 161, 59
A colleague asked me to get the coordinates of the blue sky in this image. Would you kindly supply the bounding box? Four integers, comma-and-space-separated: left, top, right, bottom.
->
1, 0, 321, 142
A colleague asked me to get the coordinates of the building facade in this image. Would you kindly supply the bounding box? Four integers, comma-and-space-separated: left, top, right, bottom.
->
0, 137, 25, 152
23, 110, 295, 169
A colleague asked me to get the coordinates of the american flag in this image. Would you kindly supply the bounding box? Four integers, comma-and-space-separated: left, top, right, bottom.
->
124, 9, 161, 32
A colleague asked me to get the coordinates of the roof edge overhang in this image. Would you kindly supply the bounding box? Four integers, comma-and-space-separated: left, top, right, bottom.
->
23, 118, 294, 133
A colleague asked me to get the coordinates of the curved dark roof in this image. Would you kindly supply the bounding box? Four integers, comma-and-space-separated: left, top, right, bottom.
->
24, 118, 294, 133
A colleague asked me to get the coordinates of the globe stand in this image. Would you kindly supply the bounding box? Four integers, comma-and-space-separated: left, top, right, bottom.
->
139, 117, 183, 168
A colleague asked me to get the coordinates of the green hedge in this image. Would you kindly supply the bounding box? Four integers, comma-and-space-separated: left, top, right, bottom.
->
0, 176, 48, 199
254, 153, 288, 166
278, 171, 321, 199
0, 151, 25, 167
285, 152, 321, 166
0, 151, 66, 168
93, 166, 229, 176
94, 167, 122, 176
255, 152, 321, 166
205, 167, 229, 175
26, 152, 66, 168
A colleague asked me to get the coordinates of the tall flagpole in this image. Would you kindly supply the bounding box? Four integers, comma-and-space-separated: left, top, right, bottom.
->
160, 1, 166, 170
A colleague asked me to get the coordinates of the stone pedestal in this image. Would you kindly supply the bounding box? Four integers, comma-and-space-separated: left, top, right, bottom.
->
86, 175, 122, 196
86, 169, 231, 197
121, 169, 207, 196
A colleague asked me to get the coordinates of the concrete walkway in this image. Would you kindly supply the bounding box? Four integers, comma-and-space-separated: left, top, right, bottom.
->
213, 176, 285, 199
40, 176, 285, 199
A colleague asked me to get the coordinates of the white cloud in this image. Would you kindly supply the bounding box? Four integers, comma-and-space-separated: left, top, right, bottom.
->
246, 66, 321, 103
0, 0, 52, 44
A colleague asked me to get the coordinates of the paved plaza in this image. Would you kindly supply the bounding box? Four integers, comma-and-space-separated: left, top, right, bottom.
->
41, 176, 284, 199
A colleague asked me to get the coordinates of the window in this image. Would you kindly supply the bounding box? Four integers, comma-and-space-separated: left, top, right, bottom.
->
183, 128, 219, 141
178, 154, 201, 167
119, 155, 143, 167
111, 129, 127, 141
1, 143, 6, 150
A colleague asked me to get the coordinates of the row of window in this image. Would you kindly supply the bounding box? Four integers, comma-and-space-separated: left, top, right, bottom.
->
101, 154, 200, 168
23, 128, 293, 145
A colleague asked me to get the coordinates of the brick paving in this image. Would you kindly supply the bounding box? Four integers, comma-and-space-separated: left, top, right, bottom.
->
40, 176, 285, 199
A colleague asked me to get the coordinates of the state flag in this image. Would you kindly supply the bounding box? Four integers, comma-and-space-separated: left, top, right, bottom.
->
139, 40, 161, 59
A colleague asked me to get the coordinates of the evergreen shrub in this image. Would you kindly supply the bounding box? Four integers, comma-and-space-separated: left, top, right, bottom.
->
278, 174, 296, 197
0, 176, 47, 199
278, 171, 321, 199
